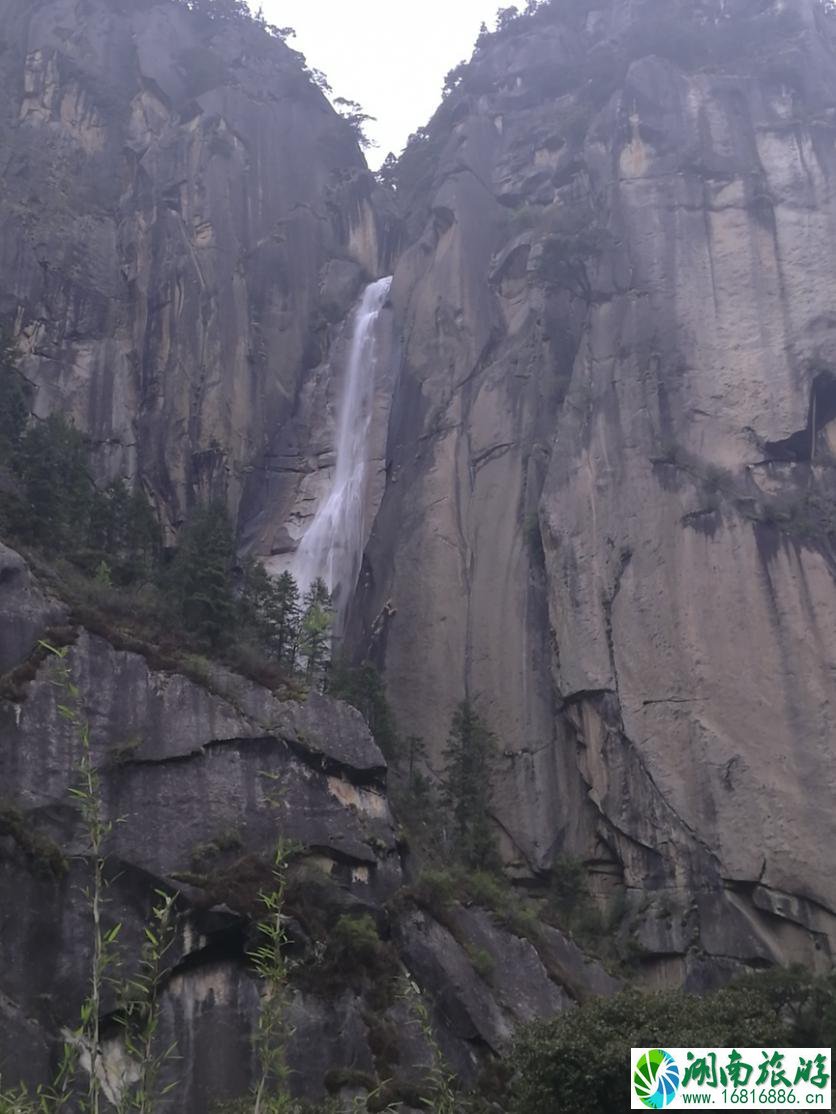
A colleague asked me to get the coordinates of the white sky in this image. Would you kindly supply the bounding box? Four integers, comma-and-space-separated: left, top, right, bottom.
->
258, 0, 503, 167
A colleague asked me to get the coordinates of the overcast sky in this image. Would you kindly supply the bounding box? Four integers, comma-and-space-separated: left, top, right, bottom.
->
258, 0, 503, 167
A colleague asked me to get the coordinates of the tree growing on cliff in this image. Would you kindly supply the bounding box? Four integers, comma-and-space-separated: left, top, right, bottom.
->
374, 152, 399, 190
168, 503, 238, 648
240, 562, 302, 668
334, 97, 376, 149
87, 479, 162, 586
272, 571, 302, 669
328, 660, 398, 760
495, 5, 521, 31
0, 330, 28, 464
441, 702, 499, 870
11, 413, 94, 551
299, 578, 332, 685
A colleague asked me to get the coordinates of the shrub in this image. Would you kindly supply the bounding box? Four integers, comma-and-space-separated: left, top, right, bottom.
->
509, 971, 836, 1114
466, 945, 495, 981
465, 870, 509, 910
411, 868, 459, 914
547, 855, 586, 916
331, 913, 382, 967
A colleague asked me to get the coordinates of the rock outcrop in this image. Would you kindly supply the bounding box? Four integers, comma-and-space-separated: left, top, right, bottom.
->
0, 540, 606, 1105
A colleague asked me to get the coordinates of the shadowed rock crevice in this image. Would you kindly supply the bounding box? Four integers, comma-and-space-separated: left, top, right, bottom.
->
764, 371, 836, 462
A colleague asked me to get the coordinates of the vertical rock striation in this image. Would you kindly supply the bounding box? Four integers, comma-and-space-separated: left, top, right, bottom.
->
0, 0, 395, 531
352, 0, 836, 979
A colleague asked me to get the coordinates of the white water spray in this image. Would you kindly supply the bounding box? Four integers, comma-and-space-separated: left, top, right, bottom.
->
291, 275, 392, 616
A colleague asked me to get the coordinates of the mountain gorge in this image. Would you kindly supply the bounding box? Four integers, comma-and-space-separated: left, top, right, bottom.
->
1, 0, 835, 1108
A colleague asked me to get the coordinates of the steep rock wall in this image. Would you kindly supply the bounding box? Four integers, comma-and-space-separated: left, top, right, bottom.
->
0, 0, 395, 531
353, 0, 836, 981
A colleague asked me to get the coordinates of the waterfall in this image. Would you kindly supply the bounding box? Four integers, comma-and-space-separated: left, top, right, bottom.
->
291, 275, 392, 618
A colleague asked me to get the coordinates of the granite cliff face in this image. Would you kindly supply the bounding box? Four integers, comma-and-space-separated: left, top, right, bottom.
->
1, 0, 836, 1103
0, 0, 396, 534
350, 0, 836, 981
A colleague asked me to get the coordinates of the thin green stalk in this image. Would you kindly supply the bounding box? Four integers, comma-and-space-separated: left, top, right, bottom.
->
400, 979, 458, 1114
116, 890, 179, 1112
250, 841, 295, 1114
46, 642, 118, 1114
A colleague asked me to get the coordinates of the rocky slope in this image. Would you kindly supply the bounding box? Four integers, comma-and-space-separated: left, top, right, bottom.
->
348, 0, 836, 983
0, 540, 614, 1106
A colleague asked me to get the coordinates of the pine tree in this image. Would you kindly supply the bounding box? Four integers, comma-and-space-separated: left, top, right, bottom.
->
168, 503, 237, 648
299, 577, 332, 685
12, 413, 94, 550
375, 152, 399, 190
123, 485, 162, 583
0, 330, 28, 464
273, 570, 301, 668
239, 562, 302, 667
239, 557, 276, 644
334, 97, 376, 149
87, 479, 161, 584
441, 701, 499, 870
495, 5, 520, 32
405, 734, 430, 798
328, 660, 398, 760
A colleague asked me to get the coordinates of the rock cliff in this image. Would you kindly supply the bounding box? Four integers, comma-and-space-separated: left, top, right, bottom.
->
350, 0, 836, 982
0, 539, 614, 1105
1, 0, 836, 1104
0, 0, 395, 533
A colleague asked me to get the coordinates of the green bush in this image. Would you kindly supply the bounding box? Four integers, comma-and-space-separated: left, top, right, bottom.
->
331, 913, 383, 967
465, 870, 509, 910
509, 971, 836, 1114
467, 945, 496, 981
548, 855, 585, 915
411, 868, 459, 914
409, 865, 543, 946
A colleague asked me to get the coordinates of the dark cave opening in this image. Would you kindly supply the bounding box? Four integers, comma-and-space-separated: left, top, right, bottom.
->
764, 371, 836, 462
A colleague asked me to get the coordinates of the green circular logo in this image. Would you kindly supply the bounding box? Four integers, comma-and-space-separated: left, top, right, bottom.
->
634, 1048, 681, 1109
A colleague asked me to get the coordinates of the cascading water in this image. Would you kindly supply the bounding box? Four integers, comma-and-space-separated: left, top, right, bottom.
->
291, 275, 393, 620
